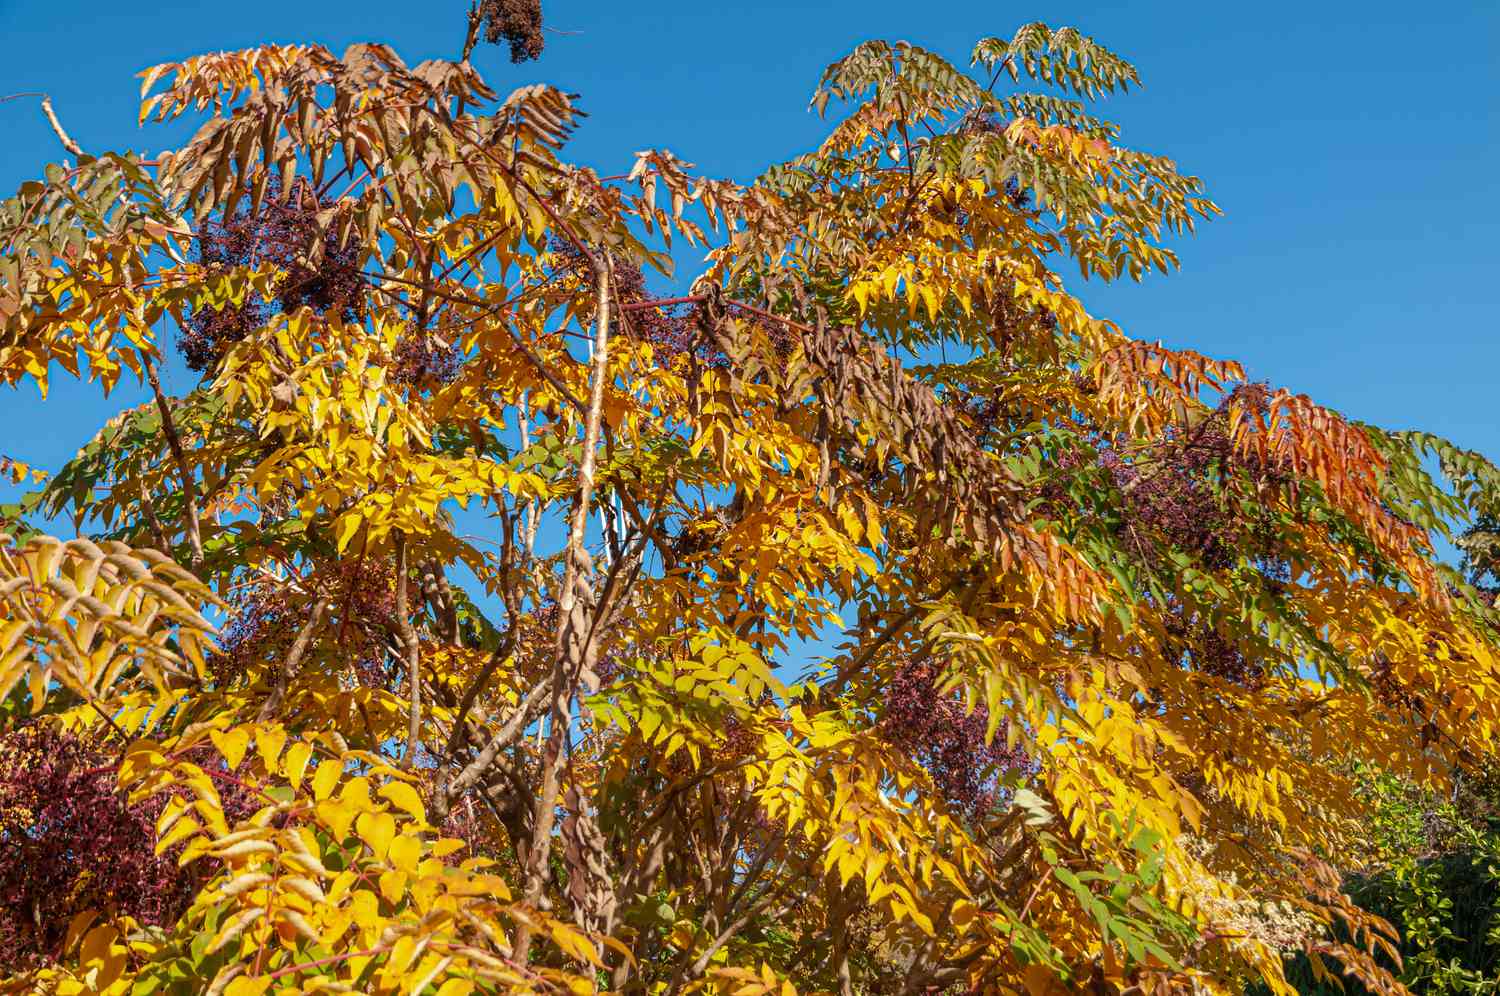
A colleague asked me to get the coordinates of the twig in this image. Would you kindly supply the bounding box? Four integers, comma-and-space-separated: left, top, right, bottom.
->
394, 532, 423, 769
258, 598, 330, 721
0, 92, 82, 156
140, 350, 206, 571
40, 97, 82, 157
461, 2, 483, 63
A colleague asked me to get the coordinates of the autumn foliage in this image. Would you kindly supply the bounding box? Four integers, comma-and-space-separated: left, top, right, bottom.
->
1, 14, 1499, 996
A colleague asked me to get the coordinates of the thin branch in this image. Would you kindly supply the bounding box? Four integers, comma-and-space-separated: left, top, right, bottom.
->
258, 598, 330, 721
1, 92, 82, 156
438, 675, 553, 808
461, 1, 483, 63
394, 532, 423, 769
40, 97, 82, 157
140, 350, 205, 571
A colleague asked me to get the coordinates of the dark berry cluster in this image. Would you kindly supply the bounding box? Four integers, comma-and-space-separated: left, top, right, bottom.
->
211, 559, 399, 691
547, 240, 694, 359
878, 656, 1029, 819
547, 239, 795, 366
1102, 384, 1289, 573
1162, 611, 1264, 690
1055, 385, 1291, 689
0, 725, 256, 967
479, 0, 544, 63
181, 179, 364, 373
391, 332, 463, 389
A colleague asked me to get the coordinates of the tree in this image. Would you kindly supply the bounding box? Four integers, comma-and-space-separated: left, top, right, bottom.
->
0, 18, 1498, 996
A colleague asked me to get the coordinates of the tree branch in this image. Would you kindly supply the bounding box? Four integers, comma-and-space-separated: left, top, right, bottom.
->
258, 598, 330, 721
1, 92, 82, 157
394, 532, 423, 769
514, 250, 615, 966
140, 350, 205, 571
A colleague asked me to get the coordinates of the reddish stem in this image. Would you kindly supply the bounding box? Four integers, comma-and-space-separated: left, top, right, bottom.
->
262, 945, 385, 981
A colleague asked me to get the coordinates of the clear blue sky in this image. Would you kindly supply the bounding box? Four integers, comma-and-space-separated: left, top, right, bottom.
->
0, 0, 1496, 501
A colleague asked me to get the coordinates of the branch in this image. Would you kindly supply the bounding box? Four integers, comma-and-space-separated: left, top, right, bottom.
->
436, 674, 553, 812
40, 97, 82, 158
1, 92, 82, 157
135, 478, 170, 555
461, 1, 483, 63
514, 250, 615, 967
394, 532, 423, 769
258, 598, 330, 721
140, 350, 205, 571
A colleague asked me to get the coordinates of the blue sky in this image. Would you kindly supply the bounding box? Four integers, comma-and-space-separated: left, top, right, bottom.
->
0, 0, 1496, 504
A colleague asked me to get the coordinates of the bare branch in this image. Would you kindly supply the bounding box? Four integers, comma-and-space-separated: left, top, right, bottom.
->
1, 92, 83, 157
394, 533, 423, 769
514, 250, 614, 966
140, 351, 205, 571
258, 598, 330, 721
40, 97, 82, 158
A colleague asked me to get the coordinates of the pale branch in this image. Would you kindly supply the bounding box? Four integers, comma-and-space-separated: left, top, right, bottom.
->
435, 673, 553, 817
514, 250, 614, 967
258, 598, 330, 721
0, 92, 82, 157
40, 97, 82, 158
394, 532, 423, 770
518, 394, 542, 565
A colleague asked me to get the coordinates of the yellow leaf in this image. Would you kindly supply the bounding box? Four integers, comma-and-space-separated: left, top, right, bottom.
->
315, 799, 358, 843
256, 726, 287, 772
224, 977, 271, 996
379, 868, 407, 905
207, 908, 265, 955
389, 833, 422, 874
333, 512, 363, 553
210, 727, 251, 771
549, 921, 603, 966
155, 814, 202, 856
283, 741, 313, 790
430, 838, 467, 858
311, 759, 342, 801
357, 809, 396, 860
378, 780, 426, 822
281, 875, 326, 906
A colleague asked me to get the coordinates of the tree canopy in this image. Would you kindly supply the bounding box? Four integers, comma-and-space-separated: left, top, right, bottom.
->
1, 15, 1498, 996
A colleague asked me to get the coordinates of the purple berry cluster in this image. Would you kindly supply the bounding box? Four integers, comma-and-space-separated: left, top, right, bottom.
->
180, 178, 364, 373
878, 656, 1029, 819
0, 725, 257, 967
211, 559, 399, 691
547, 239, 795, 365
1052, 384, 1290, 688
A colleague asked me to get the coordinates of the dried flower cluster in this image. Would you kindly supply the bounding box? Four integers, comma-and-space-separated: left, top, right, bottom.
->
0, 725, 255, 968
479, 0, 544, 63
181, 179, 363, 372
878, 656, 1030, 818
